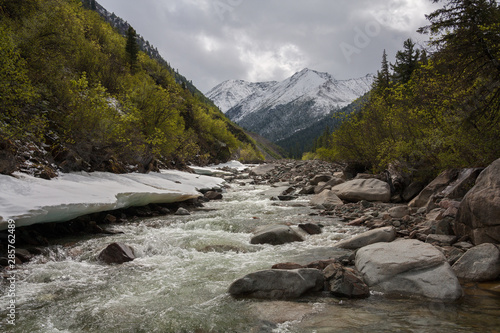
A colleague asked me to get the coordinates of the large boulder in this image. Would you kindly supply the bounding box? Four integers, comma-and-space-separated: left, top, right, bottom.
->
452, 243, 500, 281
310, 174, 333, 186
98, 242, 136, 264
355, 239, 463, 300
333, 226, 396, 250
454, 158, 500, 245
250, 225, 304, 245
409, 168, 482, 210
330, 179, 391, 203
228, 268, 324, 299
309, 190, 344, 209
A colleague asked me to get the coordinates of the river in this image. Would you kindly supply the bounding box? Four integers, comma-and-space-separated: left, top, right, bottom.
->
1, 180, 500, 332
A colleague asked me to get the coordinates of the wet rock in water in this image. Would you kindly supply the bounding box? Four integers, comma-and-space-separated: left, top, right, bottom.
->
228, 268, 324, 299
355, 239, 463, 301
331, 179, 391, 203
454, 158, 500, 245
452, 243, 500, 282
175, 207, 191, 216
272, 262, 305, 270
98, 242, 135, 264
277, 195, 298, 201
309, 190, 344, 209
204, 191, 223, 201
299, 185, 315, 195
250, 225, 304, 245
334, 226, 396, 250
299, 223, 323, 235
323, 263, 370, 298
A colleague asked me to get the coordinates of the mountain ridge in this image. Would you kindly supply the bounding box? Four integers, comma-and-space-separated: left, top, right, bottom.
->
206, 68, 374, 143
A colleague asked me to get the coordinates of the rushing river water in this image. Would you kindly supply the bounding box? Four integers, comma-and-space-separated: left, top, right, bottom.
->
2, 181, 500, 332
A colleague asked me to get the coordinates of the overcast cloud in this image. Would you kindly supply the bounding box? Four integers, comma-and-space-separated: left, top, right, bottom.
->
97, 0, 440, 92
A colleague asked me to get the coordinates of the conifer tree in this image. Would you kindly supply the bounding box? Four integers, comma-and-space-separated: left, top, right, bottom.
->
419, 0, 500, 74
391, 39, 420, 84
375, 49, 391, 89
125, 26, 139, 67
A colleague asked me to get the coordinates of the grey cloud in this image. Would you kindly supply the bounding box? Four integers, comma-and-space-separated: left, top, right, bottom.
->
97, 0, 439, 92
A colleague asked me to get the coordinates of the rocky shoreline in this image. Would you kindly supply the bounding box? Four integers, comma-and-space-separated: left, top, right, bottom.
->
223, 158, 500, 301
2, 158, 500, 303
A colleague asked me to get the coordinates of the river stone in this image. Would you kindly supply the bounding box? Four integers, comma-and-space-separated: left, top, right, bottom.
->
314, 178, 345, 194
409, 168, 482, 210
309, 190, 344, 209
228, 268, 324, 299
355, 239, 463, 300
425, 234, 457, 246
331, 179, 391, 203
310, 174, 333, 185
452, 243, 500, 281
455, 158, 500, 245
402, 181, 425, 202
204, 191, 223, 200
174, 207, 191, 215
98, 242, 135, 264
299, 223, 322, 235
299, 185, 315, 195
250, 164, 277, 176
324, 263, 370, 298
388, 206, 409, 218
333, 226, 396, 250
250, 225, 304, 245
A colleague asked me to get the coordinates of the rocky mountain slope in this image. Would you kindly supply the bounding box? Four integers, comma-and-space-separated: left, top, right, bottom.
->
206, 69, 373, 143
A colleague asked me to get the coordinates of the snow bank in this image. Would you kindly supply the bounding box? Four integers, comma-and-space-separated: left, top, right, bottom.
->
190, 160, 249, 176
0, 170, 225, 230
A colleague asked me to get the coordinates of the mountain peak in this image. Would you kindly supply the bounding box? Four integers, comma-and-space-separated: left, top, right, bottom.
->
206, 69, 374, 142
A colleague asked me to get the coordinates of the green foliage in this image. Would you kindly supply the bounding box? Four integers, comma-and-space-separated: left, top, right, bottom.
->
239, 143, 265, 163
0, 0, 263, 173
307, 0, 500, 176
0, 25, 46, 141
63, 72, 121, 148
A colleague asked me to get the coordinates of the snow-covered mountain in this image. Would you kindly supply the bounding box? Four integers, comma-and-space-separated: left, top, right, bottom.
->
206, 68, 374, 142
206, 80, 278, 113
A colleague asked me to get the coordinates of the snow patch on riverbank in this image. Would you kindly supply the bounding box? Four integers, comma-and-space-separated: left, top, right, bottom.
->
0, 169, 225, 230
190, 160, 250, 176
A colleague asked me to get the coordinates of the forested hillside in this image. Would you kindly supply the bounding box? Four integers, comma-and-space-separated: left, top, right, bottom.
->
307, 0, 500, 180
0, 0, 263, 178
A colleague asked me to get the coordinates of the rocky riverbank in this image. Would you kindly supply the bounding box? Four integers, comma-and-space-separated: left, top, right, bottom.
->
221, 158, 500, 302
2, 158, 500, 302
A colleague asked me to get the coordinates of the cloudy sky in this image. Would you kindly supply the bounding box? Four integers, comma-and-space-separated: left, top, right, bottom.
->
97, 0, 440, 93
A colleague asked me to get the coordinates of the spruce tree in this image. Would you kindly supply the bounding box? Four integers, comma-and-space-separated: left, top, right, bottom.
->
418, 0, 500, 139
391, 39, 420, 84
125, 26, 139, 67
419, 0, 500, 74
375, 49, 391, 89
